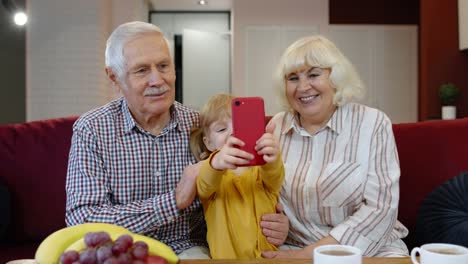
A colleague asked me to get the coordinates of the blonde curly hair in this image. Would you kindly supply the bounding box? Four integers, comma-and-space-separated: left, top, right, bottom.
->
274, 35, 365, 112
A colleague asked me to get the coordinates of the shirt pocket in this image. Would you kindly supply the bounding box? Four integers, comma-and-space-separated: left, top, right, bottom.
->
318, 162, 364, 207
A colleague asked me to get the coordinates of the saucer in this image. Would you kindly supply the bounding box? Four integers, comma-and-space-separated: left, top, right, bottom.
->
6, 259, 37, 264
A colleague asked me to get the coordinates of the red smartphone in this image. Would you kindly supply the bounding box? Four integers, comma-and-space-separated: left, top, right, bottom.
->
231, 97, 266, 166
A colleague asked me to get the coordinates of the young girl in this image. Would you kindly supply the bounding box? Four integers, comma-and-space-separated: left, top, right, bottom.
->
190, 94, 285, 259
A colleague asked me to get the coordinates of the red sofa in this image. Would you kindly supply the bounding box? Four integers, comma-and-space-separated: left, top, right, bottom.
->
0, 116, 468, 262
0, 116, 77, 263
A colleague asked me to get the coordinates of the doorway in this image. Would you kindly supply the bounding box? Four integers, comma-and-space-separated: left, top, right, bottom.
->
150, 12, 231, 110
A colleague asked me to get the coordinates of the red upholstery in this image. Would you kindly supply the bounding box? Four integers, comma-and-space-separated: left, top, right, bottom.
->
393, 118, 468, 249
0, 116, 467, 262
0, 116, 77, 263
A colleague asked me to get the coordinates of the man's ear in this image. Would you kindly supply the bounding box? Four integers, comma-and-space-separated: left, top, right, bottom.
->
105, 67, 117, 84
106, 67, 122, 93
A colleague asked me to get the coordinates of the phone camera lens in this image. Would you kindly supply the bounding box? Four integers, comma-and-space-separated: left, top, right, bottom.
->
235, 101, 240, 106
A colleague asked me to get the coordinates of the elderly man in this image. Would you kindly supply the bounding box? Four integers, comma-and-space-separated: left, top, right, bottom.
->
65, 21, 287, 258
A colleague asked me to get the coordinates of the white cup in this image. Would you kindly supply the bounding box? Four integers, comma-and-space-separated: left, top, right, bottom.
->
314, 244, 362, 264
410, 243, 468, 264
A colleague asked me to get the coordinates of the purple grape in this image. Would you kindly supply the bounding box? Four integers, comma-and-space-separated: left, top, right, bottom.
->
59, 250, 79, 264
95, 231, 111, 245
102, 257, 119, 264
84, 232, 99, 247
117, 252, 132, 264
132, 245, 149, 260
96, 244, 113, 262
79, 248, 97, 264
115, 234, 133, 249
112, 234, 133, 255
111, 241, 127, 256
84, 231, 112, 248
133, 241, 149, 251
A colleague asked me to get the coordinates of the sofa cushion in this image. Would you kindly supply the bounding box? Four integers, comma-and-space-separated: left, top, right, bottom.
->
393, 118, 468, 249
415, 171, 468, 247
0, 116, 77, 243
0, 182, 10, 240
0, 242, 40, 263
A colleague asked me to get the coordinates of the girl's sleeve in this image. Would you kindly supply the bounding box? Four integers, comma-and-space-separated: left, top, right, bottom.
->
259, 155, 285, 194
196, 151, 224, 200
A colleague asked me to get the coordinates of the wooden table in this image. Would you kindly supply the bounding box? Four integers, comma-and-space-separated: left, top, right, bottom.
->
7, 258, 413, 264
181, 257, 412, 264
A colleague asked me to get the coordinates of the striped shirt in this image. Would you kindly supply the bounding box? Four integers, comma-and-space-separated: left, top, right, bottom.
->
270, 103, 409, 256
65, 97, 207, 253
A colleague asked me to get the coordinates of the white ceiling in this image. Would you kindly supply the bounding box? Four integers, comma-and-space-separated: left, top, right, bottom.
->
149, 0, 232, 11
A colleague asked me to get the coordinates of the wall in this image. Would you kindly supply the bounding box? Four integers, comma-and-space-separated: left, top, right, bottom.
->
420, 0, 468, 120
26, 0, 149, 122
231, 0, 329, 96
4, 0, 466, 122
0, 0, 26, 125
112, 0, 149, 30
231, 0, 419, 123
27, 0, 111, 121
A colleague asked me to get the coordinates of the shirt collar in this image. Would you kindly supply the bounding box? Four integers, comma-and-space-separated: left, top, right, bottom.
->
327, 105, 347, 135
122, 99, 137, 133
121, 99, 183, 135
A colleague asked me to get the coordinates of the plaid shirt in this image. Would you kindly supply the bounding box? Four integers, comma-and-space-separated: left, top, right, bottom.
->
65, 97, 207, 253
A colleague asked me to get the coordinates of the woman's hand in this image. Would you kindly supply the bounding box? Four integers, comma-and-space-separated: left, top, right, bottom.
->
261, 203, 289, 246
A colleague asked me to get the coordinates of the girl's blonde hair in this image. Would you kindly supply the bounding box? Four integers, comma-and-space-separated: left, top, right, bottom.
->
274, 35, 365, 111
190, 94, 234, 161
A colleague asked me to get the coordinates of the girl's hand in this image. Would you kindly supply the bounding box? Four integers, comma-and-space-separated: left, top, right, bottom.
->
211, 136, 253, 170
255, 122, 279, 163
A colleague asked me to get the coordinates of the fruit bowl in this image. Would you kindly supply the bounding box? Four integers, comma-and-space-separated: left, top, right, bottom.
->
34, 223, 178, 264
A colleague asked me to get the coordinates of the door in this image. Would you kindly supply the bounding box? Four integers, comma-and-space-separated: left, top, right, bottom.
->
182, 29, 231, 110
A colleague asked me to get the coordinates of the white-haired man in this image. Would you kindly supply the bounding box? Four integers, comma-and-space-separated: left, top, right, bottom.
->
65, 21, 288, 258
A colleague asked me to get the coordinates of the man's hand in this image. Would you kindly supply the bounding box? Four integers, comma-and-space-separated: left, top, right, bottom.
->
175, 162, 202, 210
261, 202, 289, 246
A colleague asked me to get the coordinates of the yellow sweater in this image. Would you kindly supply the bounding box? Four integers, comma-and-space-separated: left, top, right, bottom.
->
197, 153, 285, 259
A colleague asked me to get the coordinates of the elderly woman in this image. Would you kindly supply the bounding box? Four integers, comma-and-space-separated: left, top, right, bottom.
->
261, 35, 409, 259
